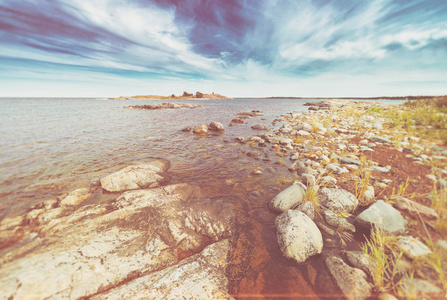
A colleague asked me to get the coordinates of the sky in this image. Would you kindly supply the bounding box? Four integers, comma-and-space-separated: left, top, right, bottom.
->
0, 0, 446, 98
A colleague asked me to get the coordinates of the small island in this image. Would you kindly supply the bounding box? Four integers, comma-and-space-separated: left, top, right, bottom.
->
112, 91, 232, 100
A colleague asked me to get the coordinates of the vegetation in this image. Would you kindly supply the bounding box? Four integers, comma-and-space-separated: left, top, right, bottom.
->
362, 226, 403, 293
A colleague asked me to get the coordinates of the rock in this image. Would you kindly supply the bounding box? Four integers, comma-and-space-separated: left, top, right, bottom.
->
297, 130, 311, 136
100, 160, 169, 192
0, 215, 24, 231
231, 118, 244, 124
322, 210, 355, 233
369, 136, 392, 144
326, 164, 348, 175
251, 124, 268, 130
295, 201, 315, 220
181, 126, 192, 132
0, 227, 24, 249
297, 123, 312, 132
362, 186, 375, 205
321, 176, 337, 187
275, 210, 323, 263
280, 138, 294, 146
437, 240, 447, 253
368, 166, 390, 173
318, 188, 358, 213
0, 183, 235, 299
193, 124, 208, 134
209, 121, 225, 131
301, 173, 316, 186
93, 240, 233, 300
59, 188, 92, 206
393, 196, 438, 220
397, 236, 432, 259
296, 166, 315, 176
235, 137, 246, 143
378, 293, 398, 300
325, 256, 371, 300
268, 183, 307, 213
354, 200, 407, 235
438, 178, 447, 190
401, 278, 443, 298
339, 157, 362, 166
346, 251, 374, 278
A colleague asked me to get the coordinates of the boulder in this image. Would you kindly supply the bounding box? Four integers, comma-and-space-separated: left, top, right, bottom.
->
100, 159, 169, 192
209, 121, 225, 132
325, 256, 371, 300
318, 188, 358, 213
193, 124, 208, 134
268, 183, 307, 213
354, 200, 407, 235
275, 210, 323, 263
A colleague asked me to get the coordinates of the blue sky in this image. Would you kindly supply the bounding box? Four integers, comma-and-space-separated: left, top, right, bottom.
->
0, 0, 446, 97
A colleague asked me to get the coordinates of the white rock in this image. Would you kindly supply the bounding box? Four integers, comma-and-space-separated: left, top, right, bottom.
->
398, 236, 432, 259
275, 210, 323, 263
355, 200, 407, 235
100, 160, 168, 192
268, 182, 307, 213
318, 188, 358, 213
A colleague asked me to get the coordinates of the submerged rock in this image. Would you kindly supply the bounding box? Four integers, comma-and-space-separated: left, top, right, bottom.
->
251, 124, 269, 130
209, 121, 225, 132
193, 124, 209, 134
100, 159, 169, 192
275, 210, 323, 263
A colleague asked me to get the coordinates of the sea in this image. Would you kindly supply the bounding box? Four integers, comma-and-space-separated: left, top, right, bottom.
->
0, 97, 405, 298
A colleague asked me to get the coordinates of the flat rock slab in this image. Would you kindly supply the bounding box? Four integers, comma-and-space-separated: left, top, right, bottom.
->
0, 183, 234, 300
100, 159, 169, 192
325, 256, 371, 300
393, 196, 438, 220
355, 200, 407, 235
275, 210, 323, 263
318, 187, 358, 213
93, 239, 234, 300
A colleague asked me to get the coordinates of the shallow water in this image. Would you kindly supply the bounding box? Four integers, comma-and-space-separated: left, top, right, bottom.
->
0, 97, 403, 298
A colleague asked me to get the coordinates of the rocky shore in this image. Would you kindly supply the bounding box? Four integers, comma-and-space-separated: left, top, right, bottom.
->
1, 99, 446, 299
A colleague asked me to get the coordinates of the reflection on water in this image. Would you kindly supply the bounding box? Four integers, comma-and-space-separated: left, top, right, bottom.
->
0, 97, 310, 218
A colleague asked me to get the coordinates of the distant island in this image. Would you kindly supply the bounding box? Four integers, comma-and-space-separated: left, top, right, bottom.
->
112, 91, 232, 100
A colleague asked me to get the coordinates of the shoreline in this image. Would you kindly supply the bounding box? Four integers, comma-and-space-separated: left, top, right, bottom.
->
0, 98, 446, 299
